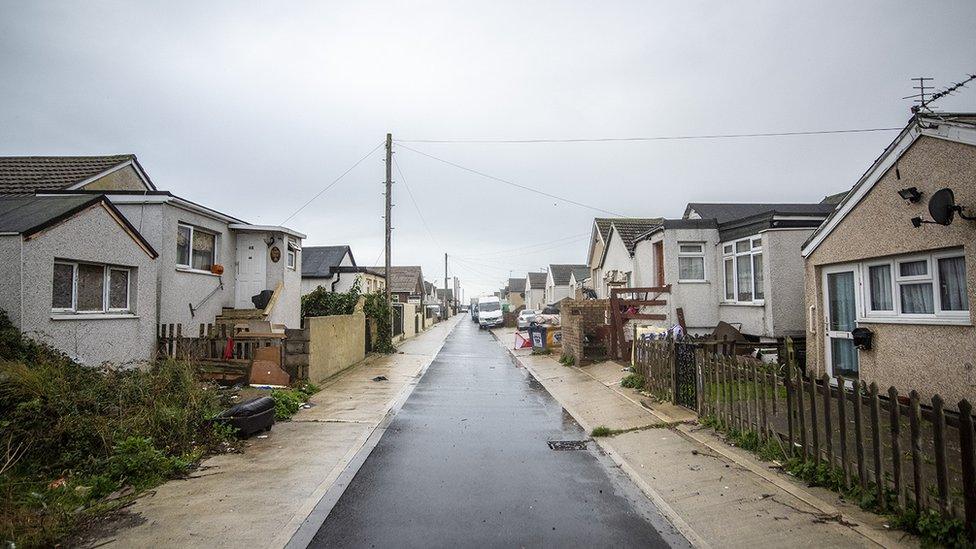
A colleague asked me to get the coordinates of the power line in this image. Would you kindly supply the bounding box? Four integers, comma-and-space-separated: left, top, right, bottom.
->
392, 157, 440, 248
396, 127, 902, 144
457, 231, 591, 259
396, 143, 625, 217
281, 141, 384, 224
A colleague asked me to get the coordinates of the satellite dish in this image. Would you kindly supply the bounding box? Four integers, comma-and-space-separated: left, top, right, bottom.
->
929, 188, 956, 226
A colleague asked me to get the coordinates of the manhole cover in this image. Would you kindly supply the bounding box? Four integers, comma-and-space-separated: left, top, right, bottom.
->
547, 440, 588, 451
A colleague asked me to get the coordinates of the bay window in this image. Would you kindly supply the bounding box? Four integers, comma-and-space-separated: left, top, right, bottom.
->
862, 249, 968, 321
677, 242, 705, 282
722, 236, 764, 303
177, 224, 217, 271
52, 261, 131, 313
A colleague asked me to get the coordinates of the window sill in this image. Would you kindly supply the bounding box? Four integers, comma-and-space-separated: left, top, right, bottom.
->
677, 280, 709, 284
51, 313, 139, 321
858, 317, 971, 327
176, 267, 220, 277
720, 301, 766, 307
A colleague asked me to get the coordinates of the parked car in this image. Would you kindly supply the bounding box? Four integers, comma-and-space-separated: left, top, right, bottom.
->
516, 309, 538, 330
477, 296, 503, 329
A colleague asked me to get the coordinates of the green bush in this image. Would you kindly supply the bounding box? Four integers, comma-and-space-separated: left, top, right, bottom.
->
363, 292, 394, 353
620, 373, 645, 389
0, 310, 230, 546
301, 279, 361, 318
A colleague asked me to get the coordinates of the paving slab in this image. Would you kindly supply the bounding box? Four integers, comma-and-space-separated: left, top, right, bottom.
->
491, 327, 915, 549
86, 316, 463, 549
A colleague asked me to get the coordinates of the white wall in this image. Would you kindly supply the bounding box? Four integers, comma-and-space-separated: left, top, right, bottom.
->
15, 205, 158, 365
600, 230, 634, 295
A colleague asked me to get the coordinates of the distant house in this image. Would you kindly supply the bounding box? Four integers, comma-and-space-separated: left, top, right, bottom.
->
545, 264, 589, 304
507, 277, 526, 309
524, 272, 547, 309
568, 269, 590, 298
0, 195, 159, 365
0, 155, 307, 363
300, 245, 385, 295
631, 201, 835, 338
801, 113, 975, 407
436, 288, 455, 308
370, 266, 425, 304
586, 218, 662, 298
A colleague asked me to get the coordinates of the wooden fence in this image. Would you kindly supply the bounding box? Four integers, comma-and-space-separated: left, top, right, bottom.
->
635, 338, 976, 534
157, 323, 288, 382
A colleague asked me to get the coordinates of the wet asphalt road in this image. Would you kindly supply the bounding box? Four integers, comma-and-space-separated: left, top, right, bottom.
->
308, 319, 682, 548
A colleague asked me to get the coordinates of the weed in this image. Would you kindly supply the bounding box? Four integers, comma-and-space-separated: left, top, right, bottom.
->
531, 348, 552, 356
559, 354, 575, 366
591, 426, 612, 437
620, 373, 645, 389
0, 310, 232, 546
270, 389, 306, 420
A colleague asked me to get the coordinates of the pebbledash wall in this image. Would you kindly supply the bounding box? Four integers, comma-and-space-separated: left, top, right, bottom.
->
0, 204, 158, 365
307, 312, 366, 382
560, 299, 609, 365
804, 136, 976, 408
116, 201, 236, 329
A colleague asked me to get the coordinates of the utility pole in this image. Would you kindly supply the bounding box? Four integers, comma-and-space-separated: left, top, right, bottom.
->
444, 253, 448, 316
384, 133, 393, 308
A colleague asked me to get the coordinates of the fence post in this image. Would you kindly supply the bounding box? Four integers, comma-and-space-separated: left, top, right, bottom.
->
760, 364, 769, 441
809, 374, 819, 464
837, 376, 850, 488
957, 399, 976, 542
869, 383, 885, 511
795, 366, 807, 460
821, 373, 834, 469
909, 390, 923, 510
888, 386, 904, 509
744, 361, 753, 433
931, 394, 950, 517
854, 381, 868, 492
785, 367, 795, 458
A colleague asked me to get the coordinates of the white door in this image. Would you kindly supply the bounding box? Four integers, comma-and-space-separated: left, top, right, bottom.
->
236, 234, 267, 309
822, 264, 859, 381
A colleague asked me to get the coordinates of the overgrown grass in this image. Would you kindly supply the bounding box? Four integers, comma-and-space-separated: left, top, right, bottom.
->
620, 373, 645, 389
0, 310, 233, 547
559, 354, 575, 366
590, 423, 676, 437
700, 414, 971, 548
531, 348, 552, 356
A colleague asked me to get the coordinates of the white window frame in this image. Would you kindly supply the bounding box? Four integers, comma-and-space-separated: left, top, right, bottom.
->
51, 261, 131, 314
676, 241, 707, 283
176, 223, 218, 272
859, 249, 969, 324
286, 239, 300, 270
721, 235, 764, 304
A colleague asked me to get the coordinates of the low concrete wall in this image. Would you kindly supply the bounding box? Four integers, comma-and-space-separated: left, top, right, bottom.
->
308, 312, 366, 382
401, 303, 418, 339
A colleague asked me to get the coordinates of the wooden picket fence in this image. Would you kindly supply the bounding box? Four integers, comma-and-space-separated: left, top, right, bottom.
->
634, 338, 976, 535
157, 323, 290, 382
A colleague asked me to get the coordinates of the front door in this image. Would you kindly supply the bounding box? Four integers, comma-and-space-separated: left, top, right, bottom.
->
235, 234, 267, 309
823, 265, 859, 380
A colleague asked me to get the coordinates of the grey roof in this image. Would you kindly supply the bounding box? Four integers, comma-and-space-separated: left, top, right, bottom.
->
368, 265, 423, 294
508, 277, 525, 292
301, 245, 354, 277
636, 218, 719, 241
0, 155, 151, 195
527, 272, 548, 288
684, 203, 836, 224
569, 265, 590, 283
0, 194, 158, 257
548, 264, 589, 286
609, 218, 663, 254
594, 218, 614, 241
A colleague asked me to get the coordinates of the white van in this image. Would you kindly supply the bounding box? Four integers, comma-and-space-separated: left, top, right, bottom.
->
477, 296, 503, 329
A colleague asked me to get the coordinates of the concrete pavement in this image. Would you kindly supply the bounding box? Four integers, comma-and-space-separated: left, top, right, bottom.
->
307, 317, 687, 548
492, 327, 916, 549
88, 316, 463, 549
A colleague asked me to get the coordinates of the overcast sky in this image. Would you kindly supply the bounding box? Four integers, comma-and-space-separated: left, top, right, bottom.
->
2, 1, 974, 298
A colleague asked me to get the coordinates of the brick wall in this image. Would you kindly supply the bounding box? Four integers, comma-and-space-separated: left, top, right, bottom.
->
559, 299, 608, 365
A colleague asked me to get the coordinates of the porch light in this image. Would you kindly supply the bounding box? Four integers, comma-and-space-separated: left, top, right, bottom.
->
897, 187, 922, 203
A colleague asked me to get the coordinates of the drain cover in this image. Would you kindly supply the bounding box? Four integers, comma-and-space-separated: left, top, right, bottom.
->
547, 440, 588, 451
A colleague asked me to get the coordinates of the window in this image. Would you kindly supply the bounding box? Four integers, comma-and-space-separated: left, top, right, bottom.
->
861, 249, 968, 321
287, 239, 299, 270
51, 261, 131, 313
176, 224, 216, 271
722, 236, 763, 303
677, 242, 705, 282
